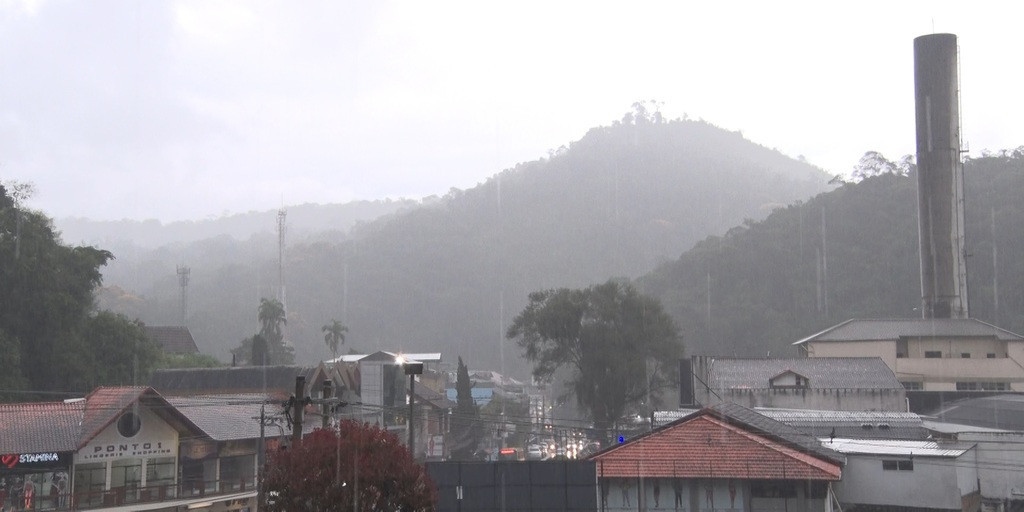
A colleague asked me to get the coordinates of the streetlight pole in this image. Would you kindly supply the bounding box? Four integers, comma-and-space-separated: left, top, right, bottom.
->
402, 360, 424, 458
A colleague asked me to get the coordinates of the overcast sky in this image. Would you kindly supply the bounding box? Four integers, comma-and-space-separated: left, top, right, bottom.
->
2, 1, 1021, 222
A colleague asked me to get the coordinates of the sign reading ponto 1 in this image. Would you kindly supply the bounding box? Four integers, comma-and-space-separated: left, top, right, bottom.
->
81, 441, 172, 461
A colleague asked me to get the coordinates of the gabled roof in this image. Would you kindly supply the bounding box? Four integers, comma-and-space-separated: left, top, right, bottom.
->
591, 404, 842, 480
706, 357, 901, 390
149, 366, 318, 396
144, 326, 200, 354
794, 318, 1024, 345
79, 387, 203, 449
0, 401, 85, 453
167, 394, 317, 442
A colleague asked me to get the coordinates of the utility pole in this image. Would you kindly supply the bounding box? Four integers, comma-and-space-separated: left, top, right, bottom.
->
322, 379, 333, 429
292, 376, 305, 446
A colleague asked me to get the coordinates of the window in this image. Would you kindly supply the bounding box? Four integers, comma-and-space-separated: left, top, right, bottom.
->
987, 353, 997, 359
957, 382, 1009, 391
901, 381, 923, 390
925, 351, 942, 358
883, 460, 913, 471
961, 353, 971, 358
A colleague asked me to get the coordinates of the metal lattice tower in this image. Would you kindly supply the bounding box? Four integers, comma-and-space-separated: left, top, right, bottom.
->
176, 265, 190, 327
277, 209, 287, 309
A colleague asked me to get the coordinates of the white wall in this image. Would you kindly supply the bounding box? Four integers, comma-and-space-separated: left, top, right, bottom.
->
832, 454, 974, 510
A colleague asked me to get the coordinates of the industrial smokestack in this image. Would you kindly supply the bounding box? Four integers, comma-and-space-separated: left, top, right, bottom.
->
913, 33, 969, 319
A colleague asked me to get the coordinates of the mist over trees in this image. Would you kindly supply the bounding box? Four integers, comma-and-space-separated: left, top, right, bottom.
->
92, 115, 831, 374
638, 150, 1024, 359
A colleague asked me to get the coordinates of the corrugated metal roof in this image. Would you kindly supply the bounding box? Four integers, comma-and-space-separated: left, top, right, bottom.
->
927, 394, 1024, 431
657, 408, 929, 440
759, 408, 927, 440
794, 318, 1024, 345
822, 438, 972, 457
707, 357, 902, 390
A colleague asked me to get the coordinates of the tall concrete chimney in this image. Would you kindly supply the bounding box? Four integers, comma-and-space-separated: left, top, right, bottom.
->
914, 33, 969, 319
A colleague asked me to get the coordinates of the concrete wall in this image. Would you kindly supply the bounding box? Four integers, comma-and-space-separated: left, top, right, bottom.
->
958, 432, 1024, 501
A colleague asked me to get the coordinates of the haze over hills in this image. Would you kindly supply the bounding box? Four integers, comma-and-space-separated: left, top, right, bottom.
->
638, 150, 1024, 360
95, 115, 832, 376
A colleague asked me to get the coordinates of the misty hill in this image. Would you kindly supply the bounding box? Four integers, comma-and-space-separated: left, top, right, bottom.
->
98, 116, 831, 375
57, 199, 418, 249
637, 150, 1024, 359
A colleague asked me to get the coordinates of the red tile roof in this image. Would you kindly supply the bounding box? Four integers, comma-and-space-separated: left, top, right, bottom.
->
0, 401, 85, 453
591, 414, 841, 481
79, 387, 150, 447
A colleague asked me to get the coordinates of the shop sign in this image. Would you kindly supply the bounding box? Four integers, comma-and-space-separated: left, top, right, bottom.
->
79, 440, 173, 461
0, 452, 71, 471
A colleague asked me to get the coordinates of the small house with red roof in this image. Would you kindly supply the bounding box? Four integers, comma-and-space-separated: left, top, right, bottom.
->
589, 403, 844, 512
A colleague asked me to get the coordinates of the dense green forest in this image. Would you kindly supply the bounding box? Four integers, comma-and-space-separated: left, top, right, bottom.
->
94, 114, 830, 375
638, 150, 1024, 358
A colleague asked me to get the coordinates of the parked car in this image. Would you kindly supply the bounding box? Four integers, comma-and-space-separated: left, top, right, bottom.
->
527, 444, 544, 460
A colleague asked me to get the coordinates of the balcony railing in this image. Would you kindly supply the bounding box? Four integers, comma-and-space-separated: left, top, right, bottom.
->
13, 477, 257, 511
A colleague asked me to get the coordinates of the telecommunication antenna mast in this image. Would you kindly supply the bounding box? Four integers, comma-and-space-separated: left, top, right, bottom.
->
277, 209, 287, 309
177, 265, 190, 327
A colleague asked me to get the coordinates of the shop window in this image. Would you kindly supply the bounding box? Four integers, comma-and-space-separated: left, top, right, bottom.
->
925, 351, 942, 359
74, 462, 107, 507
220, 454, 256, 492
146, 457, 176, 494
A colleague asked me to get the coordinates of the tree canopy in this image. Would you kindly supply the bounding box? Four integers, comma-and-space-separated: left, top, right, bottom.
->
506, 280, 682, 439
261, 422, 436, 512
448, 356, 483, 460
0, 183, 161, 397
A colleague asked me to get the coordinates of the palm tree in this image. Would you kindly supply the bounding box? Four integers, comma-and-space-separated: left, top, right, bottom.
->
322, 319, 348, 361
258, 298, 287, 346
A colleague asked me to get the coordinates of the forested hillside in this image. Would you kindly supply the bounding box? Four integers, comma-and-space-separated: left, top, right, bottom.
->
99, 115, 831, 373
638, 150, 1024, 358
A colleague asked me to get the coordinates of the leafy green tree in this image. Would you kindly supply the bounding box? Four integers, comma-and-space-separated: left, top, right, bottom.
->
66, 311, 161, 389
255, 298, 293, 364
0, 329, 27, 400
448, 356, 483, 460
507, 280, 682, 441
322, 319, 348, 361
261, 422, 436, 512
0, 183, 163, 395
259, 298, 287, 343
